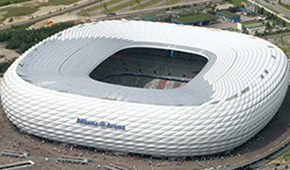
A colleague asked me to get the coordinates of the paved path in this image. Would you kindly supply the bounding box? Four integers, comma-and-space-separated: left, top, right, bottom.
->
249, 0, 290, 23
256, 0, 290, 19
0, 0, 102, 31
0, 0, 217, 31
87, 0, 218, 20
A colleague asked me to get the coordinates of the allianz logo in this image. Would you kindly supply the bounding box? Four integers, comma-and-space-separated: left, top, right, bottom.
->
76, 118, 126, 131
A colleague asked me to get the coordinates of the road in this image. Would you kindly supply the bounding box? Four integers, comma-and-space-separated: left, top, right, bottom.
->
87, 0, 219, 21
248, 0, 290, 23
0, 0, 217, 31
255, 0, 290, 19
0, 0, 102, 31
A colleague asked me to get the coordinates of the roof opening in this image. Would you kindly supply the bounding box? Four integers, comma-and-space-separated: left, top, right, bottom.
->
89, 47, 207, 89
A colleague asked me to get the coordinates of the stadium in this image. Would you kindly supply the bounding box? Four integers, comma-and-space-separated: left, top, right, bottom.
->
0, 20, 289, 157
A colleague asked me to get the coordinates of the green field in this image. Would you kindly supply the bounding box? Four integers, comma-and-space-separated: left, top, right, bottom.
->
283, 149, 290, 158
141, 15, 156, 21
104, 0, 147, 13
242, 20, 260, 25
77, 0, 123, 16
105, 0, 124, 7
230, 0, 246, 5
279, 1, 290, 10
41, 0, 80, 6
0, 0, 31, 7
164, 0, 180, 6
173, 14, 216, 23
0, 0, 82, 23
0, 6, 38, 23
132, 0, 163, 10
222, 27, 241, 32
104, 1, 133, 13
220, 11, 238, 17
77, 10, 90, 16
77, 0, 180, 15
77, 2, 103, 16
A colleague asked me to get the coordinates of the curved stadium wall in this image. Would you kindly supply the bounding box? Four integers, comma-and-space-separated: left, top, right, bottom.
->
1, 20, 289, 157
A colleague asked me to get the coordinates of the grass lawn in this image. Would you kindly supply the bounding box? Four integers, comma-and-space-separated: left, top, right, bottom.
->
0, 11, 7, 23
222, 27, 241, 32
41, 0, 80, 6
220, 11, 238, 17
77, 10, 90, 16
242, 20, 260, 25
279, 2, 290, 10
0, 0, 82, 23
77, 0, 123, 16
105, 0, 124, 6
283, 149, 290, 158
104, 1, 133, 13
104, 0, 148, 13
173, 14, 216, 23
0, 0, 32, 7
230, 0, 246, 5
0, 6, 38, 23
164, 0, 181, 6
132, 0, 163, 10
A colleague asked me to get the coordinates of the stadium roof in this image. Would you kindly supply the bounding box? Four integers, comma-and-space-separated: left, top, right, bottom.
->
14, 20, 288, 106
2, 20, 289, 157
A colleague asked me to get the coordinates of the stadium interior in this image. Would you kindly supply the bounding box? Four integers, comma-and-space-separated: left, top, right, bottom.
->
90, 48, 208, 89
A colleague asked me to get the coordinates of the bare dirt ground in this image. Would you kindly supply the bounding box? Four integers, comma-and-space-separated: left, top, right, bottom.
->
0, 84, 290, 169
32, 5, 67, 17
31, 14, 78, 29
1, 0, 88, 25
0, 43, 20, 62
206, 19, 238, 29
76, 0, 199, 17
266, 33, 290, 58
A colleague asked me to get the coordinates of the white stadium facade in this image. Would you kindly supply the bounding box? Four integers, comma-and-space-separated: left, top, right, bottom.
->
1, 20, 289, 157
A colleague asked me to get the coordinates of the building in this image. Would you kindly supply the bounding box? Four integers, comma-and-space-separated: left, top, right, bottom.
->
141, 15, 156, 21
237, 20, 265, 34
1, 20, 289, 157
237, 20, 263, 30
171, 14, 218, 25
216, 11, 241, 22
244, 1, 259, 16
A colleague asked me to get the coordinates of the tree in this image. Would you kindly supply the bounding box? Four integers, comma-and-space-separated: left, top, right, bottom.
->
0, 59, 15, 74
265, 22, 271, 29
19, 42, 28, 53
242, 28, 249, 34
2, 22, 75, 52
103, 2, 107, 10
228, 6, 240, 13
259, 7, 264, 14
282, 21, 286, 27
